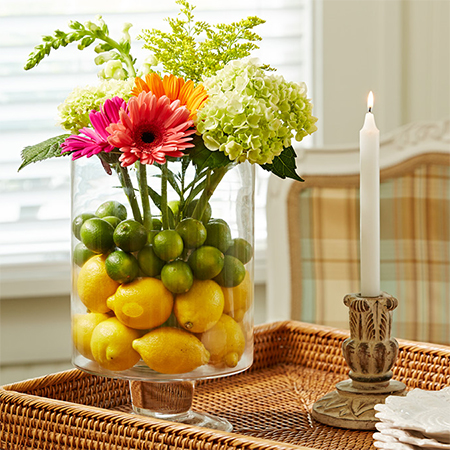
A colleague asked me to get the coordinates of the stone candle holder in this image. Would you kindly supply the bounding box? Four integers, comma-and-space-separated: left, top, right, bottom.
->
311, 292, 406, 430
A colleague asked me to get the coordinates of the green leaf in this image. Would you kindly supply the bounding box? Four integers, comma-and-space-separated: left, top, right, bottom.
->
261, 146, 304, 182
147, 185, 175, 228
18, 134, 71, 171
189, 134, 231, 173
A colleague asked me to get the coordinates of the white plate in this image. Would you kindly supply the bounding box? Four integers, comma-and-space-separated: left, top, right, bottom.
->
376, 422, 450, 449
374, 387, 450, 443
373, 432, 420, 450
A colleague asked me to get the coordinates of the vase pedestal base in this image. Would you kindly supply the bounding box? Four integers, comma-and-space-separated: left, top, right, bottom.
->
311, 379, 406, 430
129, 380, 232, 432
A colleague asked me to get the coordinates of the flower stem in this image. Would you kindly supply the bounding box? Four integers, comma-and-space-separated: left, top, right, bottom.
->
116, 164, 143, 223
192, 166, 229, 221
137, 163, 152, 230
161, 163, 170, 230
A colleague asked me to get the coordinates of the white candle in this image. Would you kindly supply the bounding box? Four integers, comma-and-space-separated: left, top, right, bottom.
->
360, 91, 380, 297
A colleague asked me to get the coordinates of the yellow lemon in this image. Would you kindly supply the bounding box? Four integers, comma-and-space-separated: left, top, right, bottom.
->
221, 270, 253, 322
77, 255, 119, 313
72, 312, 111, 360
174, 279, 224, 333
90, 317, 141, 371
132, 327, 210, 374
201, 314, 246, 368
107, 277, 173, 330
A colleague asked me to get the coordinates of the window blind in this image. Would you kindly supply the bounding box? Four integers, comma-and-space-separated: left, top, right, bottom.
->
0, 0, 312, 297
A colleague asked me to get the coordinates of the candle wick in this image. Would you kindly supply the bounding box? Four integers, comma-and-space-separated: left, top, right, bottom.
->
368, 106, 372, 113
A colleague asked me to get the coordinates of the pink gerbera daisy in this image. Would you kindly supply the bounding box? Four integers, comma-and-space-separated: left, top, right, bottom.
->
106, 91, 195, 167
61, 96, 126, 159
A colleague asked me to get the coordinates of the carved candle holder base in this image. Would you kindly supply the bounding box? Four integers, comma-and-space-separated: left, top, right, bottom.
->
311, 292, 406, 430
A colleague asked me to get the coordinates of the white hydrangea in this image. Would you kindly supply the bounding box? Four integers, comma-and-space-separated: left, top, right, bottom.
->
195, 58, 317, 165
58, 79, 134, 133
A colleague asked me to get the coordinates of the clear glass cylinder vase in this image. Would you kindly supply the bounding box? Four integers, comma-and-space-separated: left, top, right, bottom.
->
70, 155, 254, 430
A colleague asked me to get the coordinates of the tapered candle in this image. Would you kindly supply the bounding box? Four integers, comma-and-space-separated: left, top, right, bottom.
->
360, 91, 380, 297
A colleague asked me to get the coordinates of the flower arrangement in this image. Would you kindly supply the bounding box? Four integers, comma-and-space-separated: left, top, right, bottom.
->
20, 1, 317, 221
18, 1, 317, 378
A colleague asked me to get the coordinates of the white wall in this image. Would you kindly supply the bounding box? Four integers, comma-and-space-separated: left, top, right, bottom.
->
315, 0, 450, 146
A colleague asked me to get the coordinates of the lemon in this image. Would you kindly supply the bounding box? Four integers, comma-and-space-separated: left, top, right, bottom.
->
77, 255, 119, 313
91, 317, 141, 371
201, 314, 245, 367
107, 277, 173, 330
174, 279, 224, 333
72, 312, 110, 360
221, 270, 253, 322
132, 327, 210, 374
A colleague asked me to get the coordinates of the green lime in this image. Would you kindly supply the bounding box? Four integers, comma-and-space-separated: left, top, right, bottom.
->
204, 220, 232, 253
168, 200, 180, 216
147, 230, 159, 245
214, 255, 246, 287
185, 199, 212, 224
72, 213, 96, 240
151, 218, 162, 231
73, 242, 97, 267
113, 219, 148, 252
95, 200, 127, 221
80, 218, 115, 254
175, 218, 207, 249
188, 246, 224, 280
161, 260, 194, 294
102, 216, 122, 229
153, 230, 184, 262
105, 250, 139, 284
226, 238, 253, 265
137, 245, 165, 277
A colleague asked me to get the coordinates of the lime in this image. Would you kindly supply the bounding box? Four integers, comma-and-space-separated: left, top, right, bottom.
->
151, 218, 162, 231
175, 218, 207, 249
168, 200, 180, 216
185, 199, 212, 224
105, 250, 139, 284
73, 242, 97, 267
147, 230, 159, 245
153, 230, 184, 261
137, 245, 165, 277
161, 260, 194, 294
204, 220, 232, 253
188, 245, 224, 280
102, 215, 122, 229
113, 219, 148, 252
95, 200, 127, 221
226, 238, 253, 264
72, 213, 96, 240
80, 218, 115, 254
214, 255, 246, 287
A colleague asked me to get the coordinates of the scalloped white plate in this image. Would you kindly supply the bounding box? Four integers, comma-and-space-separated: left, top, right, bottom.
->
376, 422, 450, 449
373, 432, 420, 450
374, 387, 450, 444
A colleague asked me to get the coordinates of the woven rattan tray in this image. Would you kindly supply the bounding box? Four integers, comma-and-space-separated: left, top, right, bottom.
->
1, 321, 449, 450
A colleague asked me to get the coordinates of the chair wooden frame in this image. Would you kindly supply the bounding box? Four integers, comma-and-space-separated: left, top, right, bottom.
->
266, 118, 450, 323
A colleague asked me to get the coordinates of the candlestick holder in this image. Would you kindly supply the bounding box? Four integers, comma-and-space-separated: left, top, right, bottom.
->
311, 291, 406, 430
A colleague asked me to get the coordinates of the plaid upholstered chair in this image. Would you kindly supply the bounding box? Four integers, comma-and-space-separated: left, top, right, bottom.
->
266, 118, 450, 345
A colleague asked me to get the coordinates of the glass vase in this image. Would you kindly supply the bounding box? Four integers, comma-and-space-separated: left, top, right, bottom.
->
70, 156, 254, 431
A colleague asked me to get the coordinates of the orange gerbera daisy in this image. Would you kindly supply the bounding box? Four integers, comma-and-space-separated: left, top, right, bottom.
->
131, 73, 208, 120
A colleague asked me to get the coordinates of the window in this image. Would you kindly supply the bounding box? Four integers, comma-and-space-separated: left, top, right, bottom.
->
0, 0, 313, 297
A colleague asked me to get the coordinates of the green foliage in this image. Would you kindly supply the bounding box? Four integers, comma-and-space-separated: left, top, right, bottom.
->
24, 17, 136, 77
188, 135, 231, 172
261, 146, 304, 182
138, 0, 265, 82
19, 135, 71, 171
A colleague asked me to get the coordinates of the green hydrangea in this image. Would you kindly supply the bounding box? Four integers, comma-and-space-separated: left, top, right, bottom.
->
57, 79, 134, 133
195, 58, 318, 165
